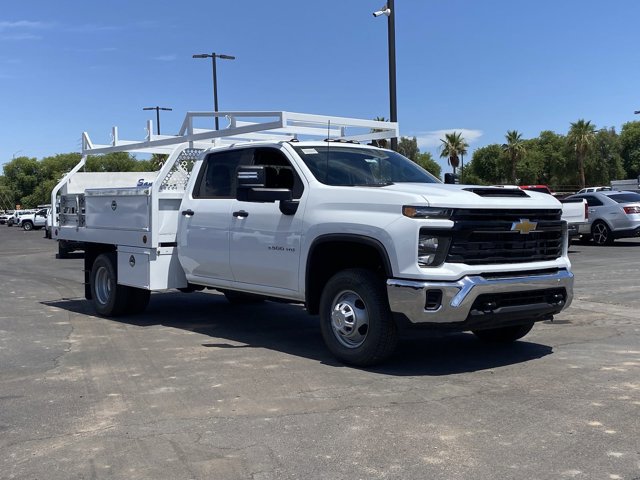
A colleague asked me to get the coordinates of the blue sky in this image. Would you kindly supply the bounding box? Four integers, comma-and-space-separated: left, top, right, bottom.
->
2, 0, 640, 173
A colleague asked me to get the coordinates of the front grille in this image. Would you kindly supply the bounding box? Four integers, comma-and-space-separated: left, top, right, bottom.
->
441, 209, 563, 265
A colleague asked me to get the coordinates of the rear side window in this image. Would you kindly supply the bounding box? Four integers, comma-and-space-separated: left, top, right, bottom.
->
581, 195, 603, 207
193, 149, 253, 199
608, 193, 640, 204
193, 147, 304, 200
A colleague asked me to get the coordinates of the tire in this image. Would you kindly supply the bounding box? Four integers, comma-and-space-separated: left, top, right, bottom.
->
90, 253, 130, 316
58, 240, 70, 259
22, 221, 33, 231
319, 268, 398, 366
473, 322, 534, 343
222, 290, 265, 304
591, 221, 613, 246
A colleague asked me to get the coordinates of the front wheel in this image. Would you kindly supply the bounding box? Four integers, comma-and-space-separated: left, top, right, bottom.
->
319, 269, 398, 366
591, 221, 613, 246
472, 322, 534, 343
22, 221, 33, 231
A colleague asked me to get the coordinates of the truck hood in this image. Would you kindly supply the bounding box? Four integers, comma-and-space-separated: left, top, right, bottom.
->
382, 183, 561, 209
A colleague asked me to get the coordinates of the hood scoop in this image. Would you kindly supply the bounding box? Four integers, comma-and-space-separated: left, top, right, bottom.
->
463, 187, 529, 198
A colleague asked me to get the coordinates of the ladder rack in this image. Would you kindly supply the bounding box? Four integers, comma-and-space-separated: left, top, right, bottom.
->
82, 110, 400, 155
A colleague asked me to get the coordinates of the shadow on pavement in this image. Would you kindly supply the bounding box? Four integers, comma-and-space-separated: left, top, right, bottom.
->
43, 291, 553, 376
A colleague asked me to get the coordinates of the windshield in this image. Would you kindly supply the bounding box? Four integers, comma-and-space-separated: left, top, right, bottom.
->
608, 193, 640, 204
292, 145, 440, 186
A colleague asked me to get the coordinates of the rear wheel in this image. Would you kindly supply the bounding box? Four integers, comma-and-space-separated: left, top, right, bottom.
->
473, 322, 534, 343
58, 240, 70, 258
90, 253, 130, 316
591, 221, 613, 246
319, 268, 398, 366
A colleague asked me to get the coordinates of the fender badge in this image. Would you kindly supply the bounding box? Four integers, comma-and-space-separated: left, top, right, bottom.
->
111, 200, 117, 211
511, 219, 537, 234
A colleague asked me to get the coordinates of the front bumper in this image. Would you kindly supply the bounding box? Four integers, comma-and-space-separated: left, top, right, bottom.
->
387, 269, 573, 326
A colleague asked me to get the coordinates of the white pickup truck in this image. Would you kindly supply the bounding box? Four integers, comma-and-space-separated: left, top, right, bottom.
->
52, 111, 574, 366
19, 208, 49, 231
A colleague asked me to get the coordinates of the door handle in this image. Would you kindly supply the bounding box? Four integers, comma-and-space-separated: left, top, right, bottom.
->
233, 210, 249, 218
181, 209, 195, 216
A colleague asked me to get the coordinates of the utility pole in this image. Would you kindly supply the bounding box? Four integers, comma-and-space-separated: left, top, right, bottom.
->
192, 53, 236, 130
143, 106, 172, 135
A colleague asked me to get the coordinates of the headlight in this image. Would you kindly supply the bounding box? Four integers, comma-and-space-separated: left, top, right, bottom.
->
403, 206, 453, 219
418, 232, 450, 267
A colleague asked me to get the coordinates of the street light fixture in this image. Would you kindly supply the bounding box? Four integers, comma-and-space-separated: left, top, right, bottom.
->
635, 110, 640, 115
143, 106, 172, 135
373, 1, 398, 151
192, 52, 236, 130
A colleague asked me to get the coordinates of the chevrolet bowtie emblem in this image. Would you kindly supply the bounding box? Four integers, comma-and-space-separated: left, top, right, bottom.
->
511, 219, 538, 234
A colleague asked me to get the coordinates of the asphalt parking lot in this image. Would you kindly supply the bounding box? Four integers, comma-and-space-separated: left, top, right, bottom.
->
1, 226, 639, 480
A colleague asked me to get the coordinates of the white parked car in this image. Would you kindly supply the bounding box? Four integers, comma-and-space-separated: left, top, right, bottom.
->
576, 186, 611, 194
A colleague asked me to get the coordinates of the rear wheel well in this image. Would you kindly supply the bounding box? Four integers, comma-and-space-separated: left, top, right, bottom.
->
305, 237, 391, 315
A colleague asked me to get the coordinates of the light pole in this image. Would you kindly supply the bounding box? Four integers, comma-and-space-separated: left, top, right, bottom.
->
192, 52, 236, 130
373, 1, 398, 151
143, 106, 172, 135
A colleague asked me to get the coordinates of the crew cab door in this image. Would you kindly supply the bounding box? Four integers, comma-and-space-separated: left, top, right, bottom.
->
229, 147, 306, 292
177, 149, 253, 284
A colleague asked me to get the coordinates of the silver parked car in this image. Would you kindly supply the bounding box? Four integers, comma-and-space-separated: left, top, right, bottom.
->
567, 191, 640, 245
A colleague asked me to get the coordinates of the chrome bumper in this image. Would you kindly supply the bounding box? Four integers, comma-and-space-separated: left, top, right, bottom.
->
387, 270, 574, 324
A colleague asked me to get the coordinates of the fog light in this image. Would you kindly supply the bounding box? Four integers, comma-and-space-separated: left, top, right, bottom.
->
418, 234, 440, 266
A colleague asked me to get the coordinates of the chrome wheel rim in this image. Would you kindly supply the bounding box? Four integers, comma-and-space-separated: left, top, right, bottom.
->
94, 266, 112, 306
330, 290, 369, 349
593, 223, 608, 244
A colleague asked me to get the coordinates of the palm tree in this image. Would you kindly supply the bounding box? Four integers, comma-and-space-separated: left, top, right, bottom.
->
502, 130, 526, 184
567, 119, 596, 189
439, 132, 468, 175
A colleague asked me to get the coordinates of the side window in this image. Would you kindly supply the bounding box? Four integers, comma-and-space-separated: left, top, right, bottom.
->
253, 148, 304, 199
583, 195, 603, 207
193, 149, 252, 199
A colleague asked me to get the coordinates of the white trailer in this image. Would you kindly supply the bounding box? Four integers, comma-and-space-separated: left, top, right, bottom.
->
611, 177, 640, 192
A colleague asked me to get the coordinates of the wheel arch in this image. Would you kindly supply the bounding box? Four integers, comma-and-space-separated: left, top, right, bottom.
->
305, 234, 393, 315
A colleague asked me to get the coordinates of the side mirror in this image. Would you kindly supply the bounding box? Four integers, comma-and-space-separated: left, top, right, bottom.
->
236, 166, 292, 203
444, 173, 459, 184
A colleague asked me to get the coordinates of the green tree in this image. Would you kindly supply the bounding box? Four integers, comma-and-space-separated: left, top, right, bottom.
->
619, 121, 640, 179
416, 152, 441, 179
567, 119, 596, 189
534, 130, 567, 187
397, 136, 419, 161
2, 156, 41, 206
587, 128, 625, 185
85, 152, 150, 172
440, 131, 468, 175
468, 144, 506, 184
502, 130, 526, 184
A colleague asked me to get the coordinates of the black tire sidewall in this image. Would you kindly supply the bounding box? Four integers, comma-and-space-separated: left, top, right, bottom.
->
90, 253, 129, 316
591, 221, 612, 245
23, 222, 33, 231
319, 268, 397, 366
